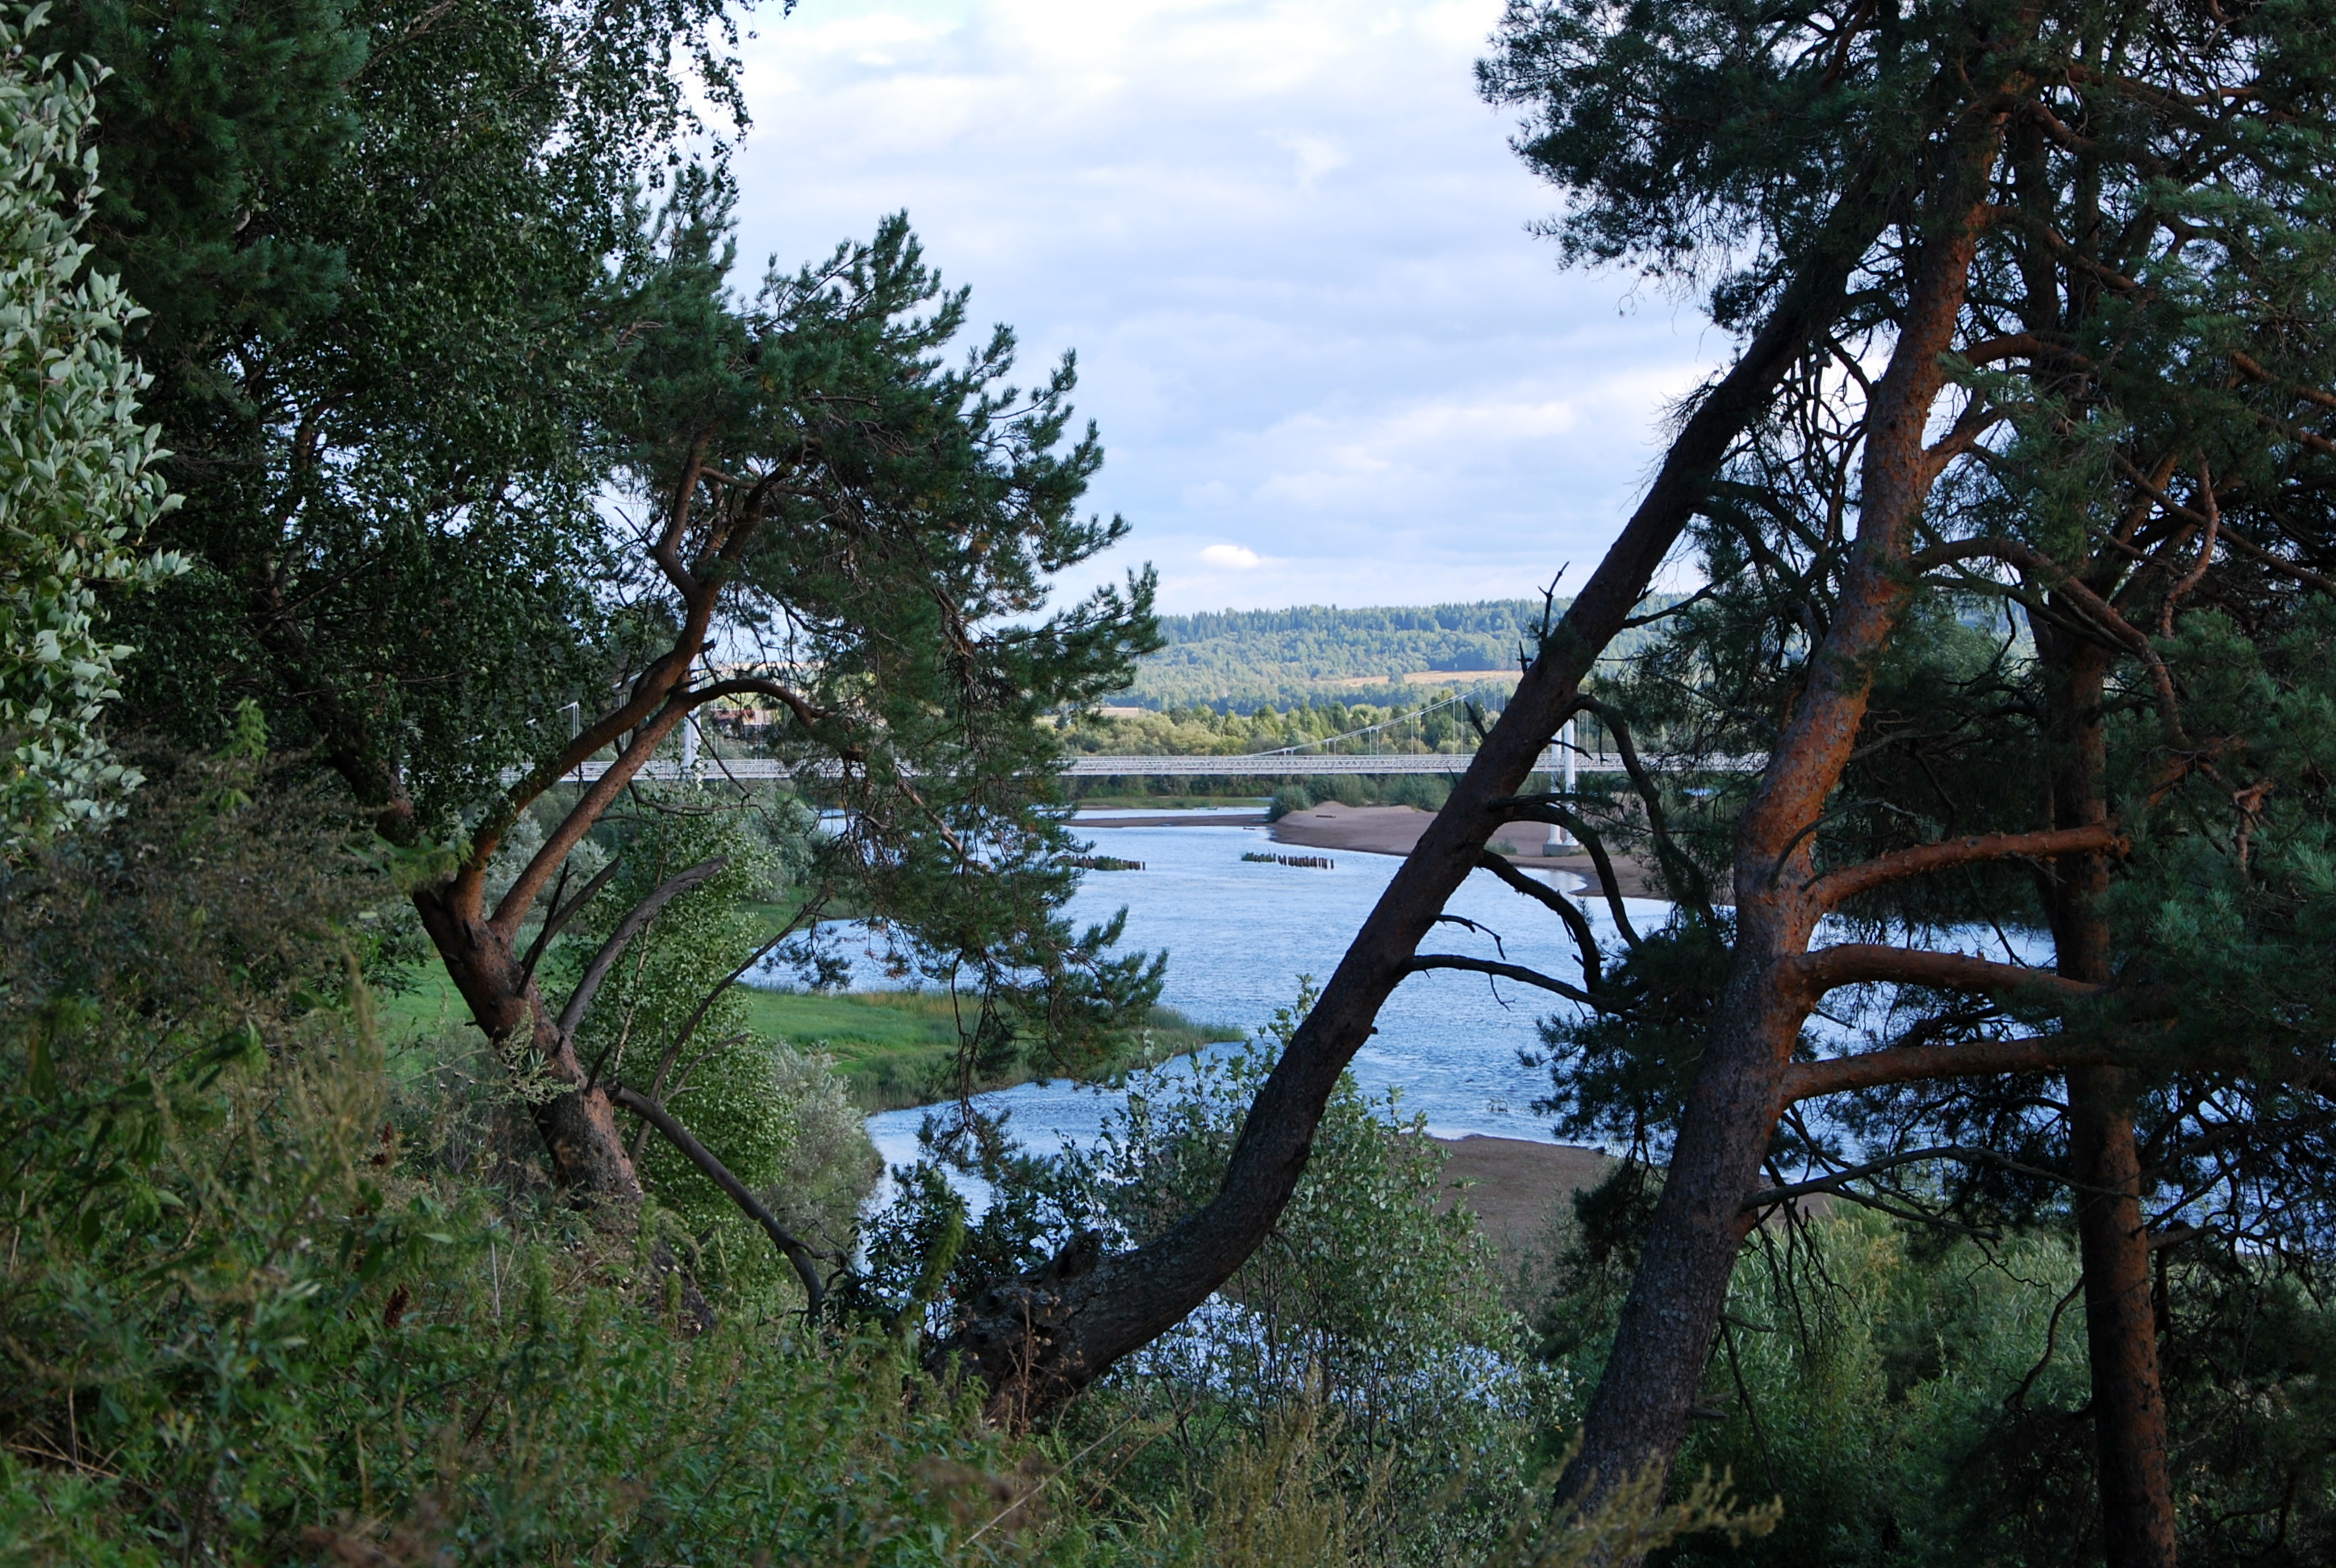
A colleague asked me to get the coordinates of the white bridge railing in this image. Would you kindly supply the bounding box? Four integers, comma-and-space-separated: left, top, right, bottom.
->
538, 749, 1758, 782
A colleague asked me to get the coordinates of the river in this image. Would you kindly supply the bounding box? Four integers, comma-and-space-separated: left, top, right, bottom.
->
821, 809, 1662, 1177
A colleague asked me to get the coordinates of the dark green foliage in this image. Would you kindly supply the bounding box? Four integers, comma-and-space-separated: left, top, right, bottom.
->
853, 987, 1575, 1566
0, 762, 1066, 1565
608, 200, 1167, 1078
1129, 598, 1549, 710
1117, 598, 1680, 711
73, 0, 731, 812
49, 0, 1165, 1129
1658, 1219, 2336, 1566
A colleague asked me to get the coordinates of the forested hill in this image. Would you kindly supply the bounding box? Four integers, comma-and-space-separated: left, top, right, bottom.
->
1117, 597, 1662, 711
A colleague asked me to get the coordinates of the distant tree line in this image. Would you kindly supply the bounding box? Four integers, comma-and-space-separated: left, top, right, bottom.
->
1124, 597, 1675, 711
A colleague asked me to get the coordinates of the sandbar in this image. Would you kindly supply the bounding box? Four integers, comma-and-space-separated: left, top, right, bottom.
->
1269, 801, 1663, 898
1431, 1134, 1613, 1260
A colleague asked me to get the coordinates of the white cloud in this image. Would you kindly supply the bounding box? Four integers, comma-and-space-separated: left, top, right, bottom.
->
1199, 543, 1264, 569
732, 1, 1728, 611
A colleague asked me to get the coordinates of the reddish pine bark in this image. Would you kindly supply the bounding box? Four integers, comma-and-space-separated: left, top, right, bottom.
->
2038, 627, 2177, 1566
937, 207, 1889, 1420
1555, 172, 1997, 1510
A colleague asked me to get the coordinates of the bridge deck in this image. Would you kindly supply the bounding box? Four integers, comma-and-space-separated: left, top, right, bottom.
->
544, 751, 1754, 782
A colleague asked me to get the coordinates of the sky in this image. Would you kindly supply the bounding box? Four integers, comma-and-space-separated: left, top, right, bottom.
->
731, 0, 1729, 615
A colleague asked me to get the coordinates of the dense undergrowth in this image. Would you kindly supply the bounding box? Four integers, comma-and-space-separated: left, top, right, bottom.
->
0, 759, 1759, 1564
6, 756, 2332, 1564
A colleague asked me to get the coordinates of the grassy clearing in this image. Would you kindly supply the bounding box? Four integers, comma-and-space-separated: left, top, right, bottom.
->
379, 960, 1240, 1111
744, 987, 1241, 1109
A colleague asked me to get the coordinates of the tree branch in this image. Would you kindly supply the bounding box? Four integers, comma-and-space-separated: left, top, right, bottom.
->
686, 675, 839, 736
1787, 943, 2101, 1005
1742, 1142, 2108, 1208
1783, 1033, 2114, 1099
2215, 522, 2336, 597
1475, 851, 1604, 991
556, 857, 729, 1044
1407, 953, 1596, 1007
1807, 823, 2125, 907
611, 1084, 828, 1311
2230, 348, 2336, 413
491, 694, 700, 939
1488, 799, 1642, 948
1573, 695, 1716, 920
1913, 534, 2186, 741
652, 430, 713, 595
519, 856, 624, 986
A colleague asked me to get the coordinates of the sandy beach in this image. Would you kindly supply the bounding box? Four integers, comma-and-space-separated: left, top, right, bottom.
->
1432, 1134, 1612, 1260
1270, 801, 1664, 899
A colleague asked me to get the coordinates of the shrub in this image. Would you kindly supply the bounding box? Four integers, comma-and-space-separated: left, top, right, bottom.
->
1265, 784, 1316, 821
0, 4, 180, 849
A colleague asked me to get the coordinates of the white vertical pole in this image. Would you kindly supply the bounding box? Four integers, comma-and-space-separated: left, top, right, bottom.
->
682, 713, 700, 776
1548, 719, 1577, 851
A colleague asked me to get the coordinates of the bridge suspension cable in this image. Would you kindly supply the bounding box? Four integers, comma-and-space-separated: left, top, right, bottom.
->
1242, 690, 1474, 757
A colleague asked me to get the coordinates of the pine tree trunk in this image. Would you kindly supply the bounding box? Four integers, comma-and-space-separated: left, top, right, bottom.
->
935, 210, 1887, 1417
413, 888, 645, 1201
1555, 178, 1991, 1521
2070, 1067, 2175, 1566
1558, 936, 1803, 1494
2038, 629, 2177, 1566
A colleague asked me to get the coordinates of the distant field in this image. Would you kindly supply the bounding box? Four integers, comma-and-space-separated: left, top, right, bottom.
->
1324, 668, 1521, 690
379, 961, 1240, 1111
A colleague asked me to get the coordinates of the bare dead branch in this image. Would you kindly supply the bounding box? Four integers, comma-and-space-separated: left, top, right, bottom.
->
1488, 799, 1643, 949
1475, 851, 1604, 991
1573, 694, 1716, 918
1407, 953, 1597, 1007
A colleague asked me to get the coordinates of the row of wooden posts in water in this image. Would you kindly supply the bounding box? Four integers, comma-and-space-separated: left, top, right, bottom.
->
1067, 854, 1145, 872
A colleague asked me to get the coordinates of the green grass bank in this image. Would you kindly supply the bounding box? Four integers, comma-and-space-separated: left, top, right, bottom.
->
382, 959, 1239, 1111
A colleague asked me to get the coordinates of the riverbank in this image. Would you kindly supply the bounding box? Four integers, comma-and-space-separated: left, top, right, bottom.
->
1433, 1135, 1612, 1261
380, 960, 1237, 1112
1270, 800, 1664, 897
750, 990, 1240, 1109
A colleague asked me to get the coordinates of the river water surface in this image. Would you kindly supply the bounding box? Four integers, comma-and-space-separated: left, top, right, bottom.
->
829, 811, 1663, 1174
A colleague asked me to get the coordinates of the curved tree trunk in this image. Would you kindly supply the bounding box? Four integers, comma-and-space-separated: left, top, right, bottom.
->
939, 190, 1891, 1421
1554, 173, 1993, 1512
413, 888, 645, 1200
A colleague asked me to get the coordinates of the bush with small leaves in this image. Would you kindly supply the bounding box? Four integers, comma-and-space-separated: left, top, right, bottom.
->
0, 4, 179, 849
